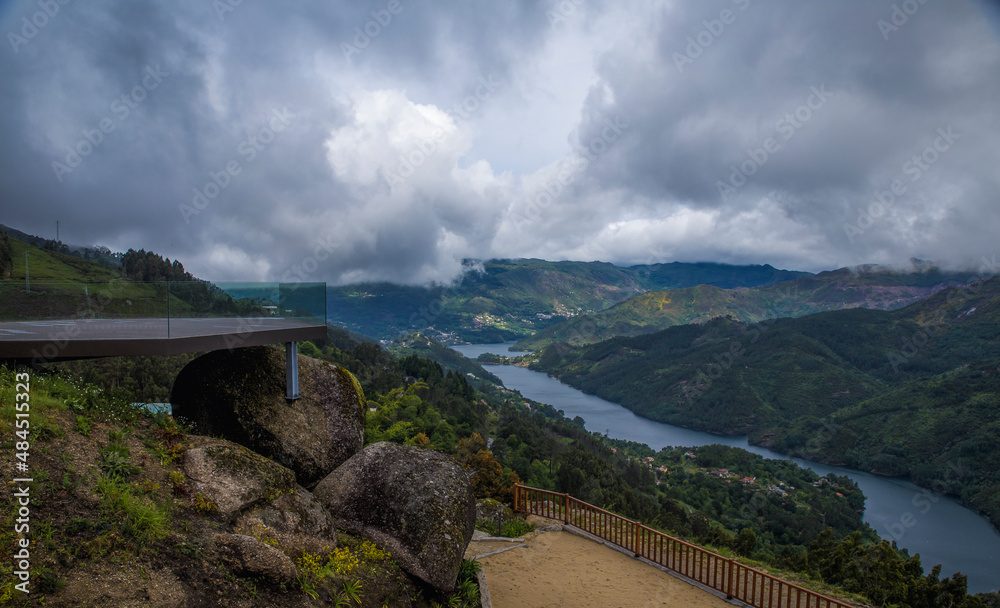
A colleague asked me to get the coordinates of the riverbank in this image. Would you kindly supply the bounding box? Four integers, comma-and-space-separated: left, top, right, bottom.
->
452, 343, 1000, 594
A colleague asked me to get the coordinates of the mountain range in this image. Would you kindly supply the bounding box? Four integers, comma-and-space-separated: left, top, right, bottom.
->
326, 258, 805, 342
514, 265, 984, 350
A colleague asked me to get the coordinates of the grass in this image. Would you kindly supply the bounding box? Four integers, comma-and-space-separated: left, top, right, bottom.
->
475, 515, 535, 538
0, 238, 208, 321
94, 476, 171, 543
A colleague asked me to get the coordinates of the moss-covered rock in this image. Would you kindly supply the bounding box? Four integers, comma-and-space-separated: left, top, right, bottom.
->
232, 484, 338, 557
170, 346, 366, 487
313, 442, 477, 592
210, 533, 298, 583
183, 439, 297, 517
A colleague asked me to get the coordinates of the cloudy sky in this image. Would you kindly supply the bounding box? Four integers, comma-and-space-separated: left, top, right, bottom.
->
2, 0, 999, 284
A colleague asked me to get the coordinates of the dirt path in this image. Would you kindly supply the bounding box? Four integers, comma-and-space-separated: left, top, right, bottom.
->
466, 520, 734, 608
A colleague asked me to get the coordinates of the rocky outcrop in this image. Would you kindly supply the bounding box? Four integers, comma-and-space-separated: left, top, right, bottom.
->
210, 534, 298, 583
171, 346, 366, 487
183, 439, 297, 517
313, 442, 477, 592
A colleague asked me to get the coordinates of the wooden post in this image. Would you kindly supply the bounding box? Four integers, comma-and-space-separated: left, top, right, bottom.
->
634, 523, 642, 557
514, 484, 520, 513
563, 493, 569, 523
726, 557, 735, 600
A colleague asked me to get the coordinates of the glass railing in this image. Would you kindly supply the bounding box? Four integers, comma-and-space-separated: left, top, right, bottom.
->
0, 281, 326, 337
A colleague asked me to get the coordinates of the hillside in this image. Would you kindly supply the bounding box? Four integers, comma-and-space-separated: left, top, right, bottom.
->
0, 223, 121, 268
0, 236, 262, 321
1, 237, 169, 320
516, 265, 984, 350
327, 259, 806, 342
388, 332, 503, 385
532, 276, 1000, 528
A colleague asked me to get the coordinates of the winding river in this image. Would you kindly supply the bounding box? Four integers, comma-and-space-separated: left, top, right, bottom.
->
453, 343, 1000, 594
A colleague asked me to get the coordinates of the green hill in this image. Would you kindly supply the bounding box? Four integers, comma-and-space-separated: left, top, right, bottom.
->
0, 237, 170, 319
0, 235, 261, 322
532, 276, 1000, 528
516, 266, 984, 350
327, 259, 807, 341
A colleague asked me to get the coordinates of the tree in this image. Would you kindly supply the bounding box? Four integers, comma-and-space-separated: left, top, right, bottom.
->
0, 231, 12, 279
455, 433, 520, 503
735, 528, 757, 556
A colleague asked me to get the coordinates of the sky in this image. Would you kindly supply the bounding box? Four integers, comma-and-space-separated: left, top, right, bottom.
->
1, 0, 999, 285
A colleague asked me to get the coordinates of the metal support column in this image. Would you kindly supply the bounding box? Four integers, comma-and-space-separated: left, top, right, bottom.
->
286, 341, 300, 400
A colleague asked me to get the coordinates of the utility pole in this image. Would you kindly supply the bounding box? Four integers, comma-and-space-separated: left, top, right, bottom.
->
25, 252, 30, 293
56, 220, 60, 242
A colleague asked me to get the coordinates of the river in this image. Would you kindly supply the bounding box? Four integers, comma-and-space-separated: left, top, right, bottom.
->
453, 343, 1000, 593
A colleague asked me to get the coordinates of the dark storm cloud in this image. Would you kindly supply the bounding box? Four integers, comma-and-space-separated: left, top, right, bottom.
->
1, 0, 998, 282
573, 0, 1000, 270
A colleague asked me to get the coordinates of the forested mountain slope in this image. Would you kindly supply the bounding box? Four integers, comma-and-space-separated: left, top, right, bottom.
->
517, 266, 984, 350
327, 259, 805, 341
532, 277, 1000, 528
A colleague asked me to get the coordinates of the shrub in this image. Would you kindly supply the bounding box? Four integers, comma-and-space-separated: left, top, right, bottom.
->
74, 415, 92, 436
192, 493, 219, 514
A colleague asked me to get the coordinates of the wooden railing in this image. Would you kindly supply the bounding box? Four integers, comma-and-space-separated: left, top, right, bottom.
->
513, 484, 855, 608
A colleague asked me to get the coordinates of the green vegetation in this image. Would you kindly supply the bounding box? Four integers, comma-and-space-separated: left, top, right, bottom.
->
296, 539, 391, 602
0, 236, 265, 322
120, 248, 196, 283
516, 266, 984, 350
0, 230, 13, 279
474, 500, 535, 538
327, 259, 806, 342
53, 354, 197, 404
0, 369, 186, 603
533, 277, 1000, 531
0, 363, 462, 607
391, 332, 503, 384
0, 223, 122, 268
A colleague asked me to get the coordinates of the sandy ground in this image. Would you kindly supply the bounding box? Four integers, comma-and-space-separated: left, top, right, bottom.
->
466, 519, 734, 608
